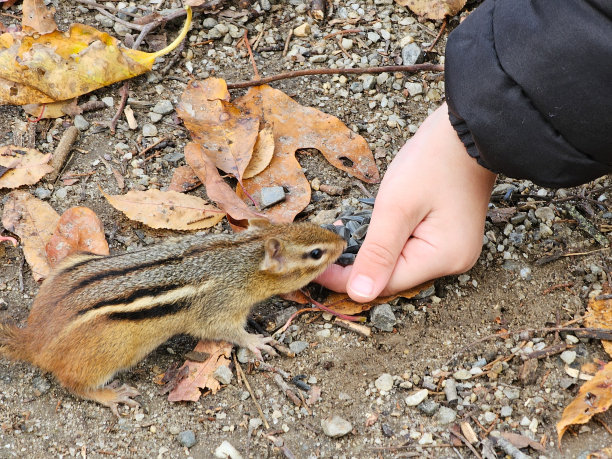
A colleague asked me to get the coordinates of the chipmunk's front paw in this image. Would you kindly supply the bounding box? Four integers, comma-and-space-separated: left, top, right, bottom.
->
242, 334, 278, 361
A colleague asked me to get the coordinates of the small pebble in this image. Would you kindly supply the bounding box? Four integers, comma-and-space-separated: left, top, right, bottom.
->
214, 440, 243, 459
453, 369, 472, 380
503, 387, 521, 400
401, 43, 422, 65
213, 365, 233, 385
483, 411, 497, 423
151, 100, 174, 115
289, 341, 308, 354
375, 373, 394, 392
501, 406, 513, 417
560, 350, 577, 365
435, 407, 457, 425
316, 329, 331, 338
370, 303, 396, 332
321, 415, 352, 438
142, 123, 158, 137
260, 186, 286, 208
54, 187, 68, 200
417, 399, 439, 416
418, 432, 433, 445
34, 187, 51, 200
405, 389, 428, 406
73, 115, 90, 131
102, 96, 114, 107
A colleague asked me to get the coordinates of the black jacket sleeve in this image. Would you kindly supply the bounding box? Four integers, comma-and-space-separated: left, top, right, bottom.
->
444, 0, 612, 188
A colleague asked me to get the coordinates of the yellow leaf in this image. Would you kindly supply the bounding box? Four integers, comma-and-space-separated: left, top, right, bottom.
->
103, 189, 225, 230
0, 7, 191, 105
0, 145, 53, 188
557, 361, 612, 443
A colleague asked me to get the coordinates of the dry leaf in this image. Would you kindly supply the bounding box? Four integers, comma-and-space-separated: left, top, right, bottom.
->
1, 190, 60, 281
243, 126, 274, 179
0, 145, 53, 188
103, 189, 224, 230
168, 340, 232, 402
320, 281, 434, 315
0, 8, 191, 105
500, 432, 545, 452
23, 0, 57, 35
184, 142, 260, 221
46, 207, 109, 268
585, 294, 612, 358
557, 361, 612, 443
395, 0, 467, 20
22, 98, 78, 119
234, 85, 379, 222
1, 1, 19, 9
168, 165, 201, 192
177, 78, 259, 182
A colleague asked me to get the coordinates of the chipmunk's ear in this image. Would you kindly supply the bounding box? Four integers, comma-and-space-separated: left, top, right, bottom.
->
260, 237, 285, 273
248, 218, 271, 230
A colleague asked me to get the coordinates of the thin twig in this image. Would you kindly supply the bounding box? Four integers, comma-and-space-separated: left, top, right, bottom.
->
107, 83, 129, 134
243, 30, 260, 80
76, 0, 144, 31
323, 28, 362, 40
282, 29, 293, 57
426, 18, 447, 53
235, 359, 269, 430
226, 64, 443, 89
137, 136, 169, 157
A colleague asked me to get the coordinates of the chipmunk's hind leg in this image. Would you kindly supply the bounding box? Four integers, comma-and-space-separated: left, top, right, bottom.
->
72, 382, 140, 417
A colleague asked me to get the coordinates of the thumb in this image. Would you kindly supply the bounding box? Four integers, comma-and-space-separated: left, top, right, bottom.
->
347, 189, 417, 302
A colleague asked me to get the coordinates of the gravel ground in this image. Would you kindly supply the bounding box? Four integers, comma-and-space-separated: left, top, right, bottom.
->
1, 1, 611, 458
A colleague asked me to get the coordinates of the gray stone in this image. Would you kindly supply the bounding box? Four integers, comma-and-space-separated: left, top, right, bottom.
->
34, 187, 51, 200
321, 415, 352, 438
501, 405, 513, 417
534, 206, 555, 222
370, 303, 396, 331
94, 13, 114, 28
260, 186, 286, 208
519, 267, 532, 280
405, 82, 423, 96
163, 152, 185, 164
113, 23, 129, 36
102, 96, 114, 107
362, 75, 376, 90
228, 24, 243, 39
309, 54, 328, 63
435, 406, 457, 425
54, 187, 68, 200
367, 31, 381, 43
236, 347, 251, 363
32, 376, 51, 396
202, 17, 218, 29
149, 113, 163, 123
375, 373, 394, 392
260, 0, 271, 11
417, 399, 439, 416
152, 100, 174, 115
503, 387, 521, 400
289, 341, 308, 354
214, 440, 243, 459
177, 430, 196, 448
341, 38, 353, 50
376, 73, 389, 86
401, 43, 422, 65
405, 389, 428, 406
350, 82, 364, 93
142, 123, 158, 137
73, 115, 90, 131
213, 365, 233, 385
539, 223, 553, 238
560, 350, 577, 365
215, 23, 229, 35
510, 212, 527, 225
453, 369, 472, 380
444, 378, 458, 404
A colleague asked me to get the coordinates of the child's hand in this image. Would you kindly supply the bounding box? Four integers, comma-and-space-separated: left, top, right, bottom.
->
317, 103, 497, 301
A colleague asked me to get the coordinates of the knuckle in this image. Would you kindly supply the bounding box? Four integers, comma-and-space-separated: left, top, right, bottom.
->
360, 240, 398, 268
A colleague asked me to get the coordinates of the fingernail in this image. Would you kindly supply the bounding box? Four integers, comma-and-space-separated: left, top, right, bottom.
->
350, 274, 375, 298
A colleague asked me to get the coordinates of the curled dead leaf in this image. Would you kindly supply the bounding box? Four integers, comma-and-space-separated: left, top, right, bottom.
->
1, 190, 60, 281
243, 126, 275, 179
46, 207, 109, 268
177, 78, 259, 182
168, 340, 232, 402
103, 188, 225, 230
184, 142, 260, 221
0, 145, 53, 188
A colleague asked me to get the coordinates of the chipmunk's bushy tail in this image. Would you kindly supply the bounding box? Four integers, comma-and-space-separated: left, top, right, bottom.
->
0, 323, 30, 361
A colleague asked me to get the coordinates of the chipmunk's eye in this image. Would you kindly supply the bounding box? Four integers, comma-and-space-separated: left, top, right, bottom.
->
308, 249, 324, 260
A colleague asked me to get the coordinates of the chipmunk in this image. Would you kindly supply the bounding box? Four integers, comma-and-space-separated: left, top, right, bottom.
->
0, 219, 345, 415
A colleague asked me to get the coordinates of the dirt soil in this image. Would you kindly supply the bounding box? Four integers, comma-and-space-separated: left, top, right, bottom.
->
0, 1, 611, 458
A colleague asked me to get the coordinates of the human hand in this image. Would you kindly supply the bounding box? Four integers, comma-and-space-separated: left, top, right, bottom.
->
317, 103, 497, 301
